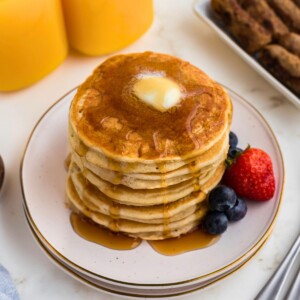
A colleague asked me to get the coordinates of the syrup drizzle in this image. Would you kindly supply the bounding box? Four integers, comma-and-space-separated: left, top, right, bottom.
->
64, 154, 71, 171
71, 213, 219, 255
108, 201, 120, 232
70, 213, 141, 250
148, 229, 219, 256
158, 163, 171, 237
188, 160, 201, 193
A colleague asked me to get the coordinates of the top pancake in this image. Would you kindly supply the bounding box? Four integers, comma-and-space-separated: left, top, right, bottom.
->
69, 52, 232, 162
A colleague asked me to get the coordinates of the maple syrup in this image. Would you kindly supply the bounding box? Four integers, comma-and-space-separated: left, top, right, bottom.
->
148, 229, 219, 256
70, 213, 141, 250
188, 160, 201, 193
71, 213, 219, 255
158, 163, 171, 237
64, 153, 71, 171
108, 201, 120, 232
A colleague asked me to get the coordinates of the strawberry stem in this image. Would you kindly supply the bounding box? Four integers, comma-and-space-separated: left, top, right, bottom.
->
225, 145, 251, 168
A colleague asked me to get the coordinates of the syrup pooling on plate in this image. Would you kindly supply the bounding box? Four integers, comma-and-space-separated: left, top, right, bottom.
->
149, 229, 220, 256
71, 213, 219, 255
70, 213, 141, 250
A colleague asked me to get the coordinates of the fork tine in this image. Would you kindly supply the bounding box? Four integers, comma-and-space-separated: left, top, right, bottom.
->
286, 265, 300, 300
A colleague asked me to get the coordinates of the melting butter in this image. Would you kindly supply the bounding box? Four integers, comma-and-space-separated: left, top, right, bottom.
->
133, 76, 181, 111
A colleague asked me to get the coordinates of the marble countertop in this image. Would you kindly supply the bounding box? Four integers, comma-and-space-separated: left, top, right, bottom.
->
1, 0, 300, 299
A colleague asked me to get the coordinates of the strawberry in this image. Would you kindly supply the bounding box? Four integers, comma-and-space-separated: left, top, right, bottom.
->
223, 147, 275, 201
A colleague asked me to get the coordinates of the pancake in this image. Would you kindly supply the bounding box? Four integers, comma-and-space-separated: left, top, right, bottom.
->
66, 181, 209, 240
69, 52, 232, 164
72, 154, 214, 190
70, 126, 229, 179
66, 52, 233, 240
68, 160, 224, 224
69, 115, 231, 174
68, 175, 201, 224
69, 160, 226, 206
71, 145, 227, 189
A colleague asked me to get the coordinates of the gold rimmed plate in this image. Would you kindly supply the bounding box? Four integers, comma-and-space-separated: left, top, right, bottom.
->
20, 86, 284, 288
24, 205, 272, 297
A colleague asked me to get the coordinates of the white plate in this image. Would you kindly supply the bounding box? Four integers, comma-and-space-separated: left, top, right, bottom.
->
194, 0, 300, 109
24, 207, 271, 298
20, 87, 284, 287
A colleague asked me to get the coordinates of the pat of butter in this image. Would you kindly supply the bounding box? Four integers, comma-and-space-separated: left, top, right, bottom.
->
133, 76, 181, 111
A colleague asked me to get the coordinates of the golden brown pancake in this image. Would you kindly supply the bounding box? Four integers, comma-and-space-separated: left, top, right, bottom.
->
69, 160, 225, 206
66, 52, 232, 240
70, 134, 228, 189
69, 123, 229, 174
69, 52, 232, 163
66, 178, 209, 240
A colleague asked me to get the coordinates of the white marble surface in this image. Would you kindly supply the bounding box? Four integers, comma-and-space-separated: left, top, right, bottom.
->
0, 0, 300, 299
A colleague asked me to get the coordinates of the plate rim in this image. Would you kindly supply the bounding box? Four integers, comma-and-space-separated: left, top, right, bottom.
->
24, 206, 272, 298
20, 86, 285, 287
193, 0, 300, 109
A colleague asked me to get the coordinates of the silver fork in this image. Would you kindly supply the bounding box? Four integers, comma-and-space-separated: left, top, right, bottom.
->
255, 233, 300, 300
285, 263, 300, 300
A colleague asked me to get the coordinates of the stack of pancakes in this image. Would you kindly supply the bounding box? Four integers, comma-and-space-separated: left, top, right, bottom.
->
66, 52, 232, 240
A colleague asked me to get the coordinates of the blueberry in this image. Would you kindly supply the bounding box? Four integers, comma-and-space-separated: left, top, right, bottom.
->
228, 147, 243, 159
208, 185, 237, 212
229, 131, 238, 148
225, 197, 247, 222
202, 211, 228, 234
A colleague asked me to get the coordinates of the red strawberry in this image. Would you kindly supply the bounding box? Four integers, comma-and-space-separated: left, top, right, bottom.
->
223, 148, 275, 201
